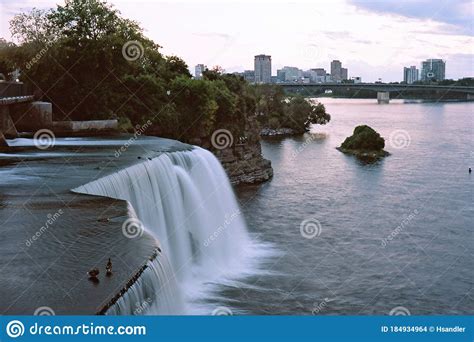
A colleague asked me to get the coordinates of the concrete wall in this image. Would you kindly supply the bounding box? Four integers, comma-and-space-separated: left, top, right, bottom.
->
377, 92, 390, 104
10, 101, 53, 132
53, 119, 118, 133
0, 81, 27, 98
0, 106, 18, 138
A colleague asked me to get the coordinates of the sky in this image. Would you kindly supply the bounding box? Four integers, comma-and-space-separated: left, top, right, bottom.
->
0, 0, 473, 82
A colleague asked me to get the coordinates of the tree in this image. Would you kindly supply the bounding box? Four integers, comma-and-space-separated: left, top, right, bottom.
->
340, 125, 385, 151
7, 0, 168, 121
3, 0, 327, 146
0, 39, 17, 79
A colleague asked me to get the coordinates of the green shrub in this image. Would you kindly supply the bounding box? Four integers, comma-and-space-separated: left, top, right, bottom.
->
340, 125, 385, 151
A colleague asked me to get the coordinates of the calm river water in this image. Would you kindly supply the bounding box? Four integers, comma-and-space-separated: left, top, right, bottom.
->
212, 98, 473, 315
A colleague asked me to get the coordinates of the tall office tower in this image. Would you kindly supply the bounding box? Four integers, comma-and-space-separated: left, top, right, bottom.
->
195, 64, 206, 79
403, 66, 419, 84
420, 59, 445, 81
254, 55, 272, 84
330, 60, 342, 82
341, 68, 348, 81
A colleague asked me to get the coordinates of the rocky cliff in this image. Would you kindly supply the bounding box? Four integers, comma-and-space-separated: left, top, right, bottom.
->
195, 116, 273, 185
213, 141, 273, 185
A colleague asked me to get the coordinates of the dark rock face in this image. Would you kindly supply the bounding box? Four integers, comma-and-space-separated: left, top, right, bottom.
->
213, 142, 273, 185
218, 116, 273, 185
196, 116, 274, 185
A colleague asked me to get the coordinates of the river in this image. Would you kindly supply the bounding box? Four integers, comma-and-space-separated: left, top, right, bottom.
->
209, 98, 473, 315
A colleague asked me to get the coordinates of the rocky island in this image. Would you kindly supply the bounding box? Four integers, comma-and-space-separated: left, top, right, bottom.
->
337, 125, 389, 162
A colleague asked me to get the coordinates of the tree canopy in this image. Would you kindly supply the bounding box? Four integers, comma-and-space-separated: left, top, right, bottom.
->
0, 0, 329, 144
340, 125, 385, 151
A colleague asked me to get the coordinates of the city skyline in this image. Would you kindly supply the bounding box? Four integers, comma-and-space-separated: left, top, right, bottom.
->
199, 56, 452, 84
1, 0, 472, 82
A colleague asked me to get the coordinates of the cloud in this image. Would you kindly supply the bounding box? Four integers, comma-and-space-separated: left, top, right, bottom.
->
349, 0, 473, 35
193, 32, 234, 41
1, 0, 472, 81
322, 31, 352, 40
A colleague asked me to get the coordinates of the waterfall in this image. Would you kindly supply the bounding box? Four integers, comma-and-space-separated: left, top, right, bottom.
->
104, 252, 184, 315
73, 147, 252, 314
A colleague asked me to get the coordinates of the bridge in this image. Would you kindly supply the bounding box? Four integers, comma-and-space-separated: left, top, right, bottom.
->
279, 83, 474, 103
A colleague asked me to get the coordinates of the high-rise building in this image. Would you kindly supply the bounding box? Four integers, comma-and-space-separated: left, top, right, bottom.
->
330, 60, 342, 82
341, 68, 348, 81
311, 68, 327, 77
403, 66, 419, 84
420, 59, 445, 82
277, 69, 286, 83
242, 70, 255, 83
277, 66, 303, 83
305, 69, 327, 83
330, 60, 348, 82
254, 55, 272, 84
233, 70, 255, 83
195, 64, 206, 79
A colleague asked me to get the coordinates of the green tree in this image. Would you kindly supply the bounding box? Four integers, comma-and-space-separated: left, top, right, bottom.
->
340, 125, 385, 151
7, 0, 169, 121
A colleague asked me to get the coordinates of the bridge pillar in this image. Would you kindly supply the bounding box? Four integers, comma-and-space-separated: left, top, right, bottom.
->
377, 92, 390, 104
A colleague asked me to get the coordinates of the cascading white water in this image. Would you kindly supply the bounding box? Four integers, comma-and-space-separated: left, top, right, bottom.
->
105, 252, 184, 315
73, 147, 253, 314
